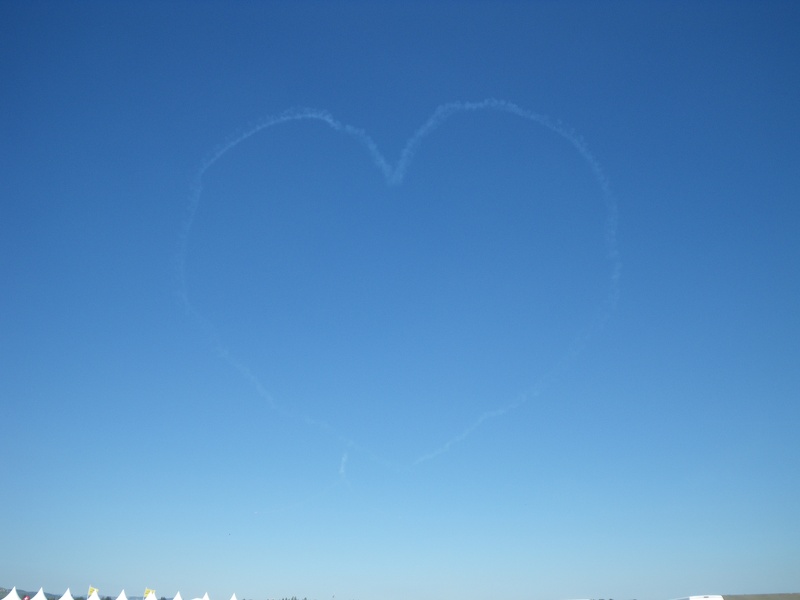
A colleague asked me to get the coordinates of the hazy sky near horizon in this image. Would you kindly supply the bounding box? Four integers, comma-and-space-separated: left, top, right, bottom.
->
2, 2, 799, 600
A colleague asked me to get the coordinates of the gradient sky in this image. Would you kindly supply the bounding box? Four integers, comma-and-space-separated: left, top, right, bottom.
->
2, 2, 799, 600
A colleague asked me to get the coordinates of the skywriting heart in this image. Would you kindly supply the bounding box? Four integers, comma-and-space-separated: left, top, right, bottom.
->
177, 99, 620, 467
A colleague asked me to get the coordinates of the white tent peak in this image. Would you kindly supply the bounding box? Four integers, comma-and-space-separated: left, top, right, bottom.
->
31, 589, 47, 600
59, 589, 74, 600
88, 590, 101, 600
229, 594, 237, 600
116, 590, 128, 600
3, 588, 22, 600
173, 593, 182, 600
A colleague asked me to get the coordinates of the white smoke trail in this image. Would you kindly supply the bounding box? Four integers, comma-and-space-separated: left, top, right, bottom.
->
412, 392, 533, 465
175, 99, 621, 470
389, 99, 620, 463
176, 107, 392, 305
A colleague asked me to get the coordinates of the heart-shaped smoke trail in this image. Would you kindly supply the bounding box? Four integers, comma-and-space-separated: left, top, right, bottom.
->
176, 99, 620, 470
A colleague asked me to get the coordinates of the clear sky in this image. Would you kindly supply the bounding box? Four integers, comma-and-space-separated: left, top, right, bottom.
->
1, 2, 799, 600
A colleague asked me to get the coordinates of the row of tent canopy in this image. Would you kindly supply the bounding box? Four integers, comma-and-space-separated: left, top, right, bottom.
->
3, 590, 237, 600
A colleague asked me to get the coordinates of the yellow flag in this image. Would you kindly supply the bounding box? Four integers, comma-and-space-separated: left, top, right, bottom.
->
144, 589, 156, 600
88, 588, 98, 598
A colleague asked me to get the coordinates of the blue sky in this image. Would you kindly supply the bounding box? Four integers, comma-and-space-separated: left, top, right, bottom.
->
1, 2, 799, 600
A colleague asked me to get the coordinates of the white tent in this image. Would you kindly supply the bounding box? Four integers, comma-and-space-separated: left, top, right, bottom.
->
31, 590, 46, 600
173, 593, 182, 600
2, 588, 22, 600
115, 591, 128, 600
229, 594, 237, 600
88, 591, 101, 600
59, 589, 74, 600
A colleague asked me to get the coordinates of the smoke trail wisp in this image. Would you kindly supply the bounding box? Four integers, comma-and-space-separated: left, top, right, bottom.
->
176, 99, 621, 470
